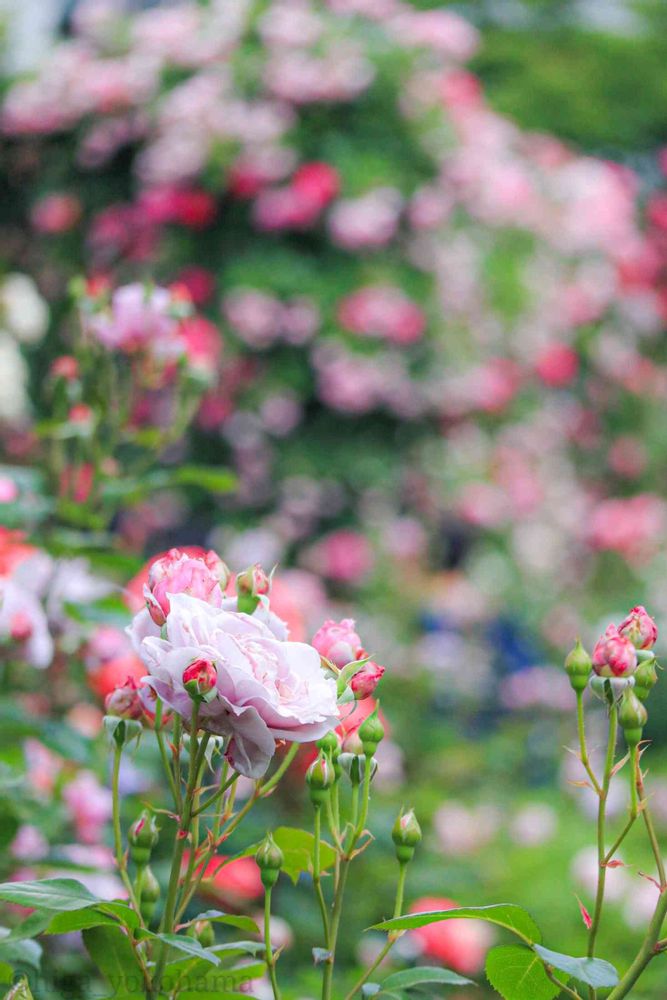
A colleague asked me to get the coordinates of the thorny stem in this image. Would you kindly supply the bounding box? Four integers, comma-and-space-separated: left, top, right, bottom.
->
111, 742, 140, 914
342, 862, 409, 1000
576, 691, 602, 797
313, 806, 331, 943
587, 702, 617, 1000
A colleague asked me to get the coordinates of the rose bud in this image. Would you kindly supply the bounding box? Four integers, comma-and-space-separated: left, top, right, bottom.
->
392, 808, 422, 864
634, 657, 659, 702
350, 660, 385, 700
236, 563, 271, 615
9, 611, 33, 643
619, 687, 648, 747
618, 606, 658, 650
189, 919, 215, 948
592, 625, 637, 678
564, 639, 592, 693
338, 752, 378, 786
316, 730, 341, 758
104, 678, 143, 719
139, 865, 160, 923
50, 355, 79, 381
312, 619, 363, 669
341, 727, 365, 756
358, 706, 385, 756
183, 658, 218, 702
128, 810, 159, 866
144, 548, 228, 626
256, 834, 284, 889
306, 754, 336, 806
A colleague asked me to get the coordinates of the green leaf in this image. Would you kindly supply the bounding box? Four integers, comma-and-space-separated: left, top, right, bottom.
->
3, 977, 35, 1000
82, 926, 144, 995
150, 934, 221, 966
382, 966, 475, 989
187, 911, 260, 935
175, 960, 266, 997
45, 910, 123, 935
374, 904, 542, 945
0, 962, 13, 985
0, 932, 41, 972
533, 945, 619, 989
486, 946, 559, 1000
0, 879, 99, 912
361, 986, 381, 998
173, 467, 236, 493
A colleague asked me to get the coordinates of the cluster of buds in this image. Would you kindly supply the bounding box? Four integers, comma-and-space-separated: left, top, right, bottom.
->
144, 548, 229, 627
182, 658, 218, 703
564, 606, 659, 747
236, 563, 271, 615
312, 619, 385, 701
256, 834, 284, 889
128, 809, 159, 867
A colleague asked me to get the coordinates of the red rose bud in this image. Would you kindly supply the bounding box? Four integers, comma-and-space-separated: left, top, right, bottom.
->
139, 865, 160, 923
392, 808, 422, 863
564, 639, 592, 693
592, 625, 637, 678
236, 563, 271, 614
358, 706, 385, 755
350, 660, 385, 700
9, 611, 33, 643
183, 658, 218, 702
256, 834, 284, 889
339, 752, 378, 786
105, 677, 143, 719
634, 657, 659, 702
341, 727, 364, 756
619, 687, 648, 747
128, 810, 159, 866
618, 606, 658, 650
306, 754, 336, 806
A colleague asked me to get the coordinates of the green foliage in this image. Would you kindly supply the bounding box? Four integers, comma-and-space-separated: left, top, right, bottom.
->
374, 903, 542, 944
485, 945, 559, 1000
533, 944, 619, 989
82, 926, 144, 994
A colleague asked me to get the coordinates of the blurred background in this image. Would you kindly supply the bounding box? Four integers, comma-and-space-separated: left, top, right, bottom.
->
2, 0, 667, 997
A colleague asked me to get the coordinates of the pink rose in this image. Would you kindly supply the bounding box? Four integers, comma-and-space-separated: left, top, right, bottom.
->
592, 624, 638, 678
312, 618, 363, 668
618, 606, 658, 650
144, 548, 229, 626
84, 283, 187, 358
134, 593, 339, 777
63, 771, 112, 845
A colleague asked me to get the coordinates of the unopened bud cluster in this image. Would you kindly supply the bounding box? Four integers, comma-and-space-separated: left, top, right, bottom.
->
564, 605, 659, 747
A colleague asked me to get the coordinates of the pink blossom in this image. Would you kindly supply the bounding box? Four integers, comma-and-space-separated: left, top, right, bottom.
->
328, 187, 402, 250
31, 193, 81, 234
618, 606, 658, 650
305, 530, 374, 583
144, 547, 229, 626
338, 286, 425, 345
0, 579, 53, 669
312, 619, 363, 667
534, 343, 579, 387
84, 283, 186, 357
133, 593, 339, 777
588, 495, 667, 562
592, 624, 638, 678
63, 771, 112, 844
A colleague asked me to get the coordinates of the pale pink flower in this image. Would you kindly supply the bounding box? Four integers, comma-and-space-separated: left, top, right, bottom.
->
84, 283, 185, 357
312, 619, 363, 667
328, 188, 402, 250
133, 593, 339, 777
305, 530, 374, 583
144, 547, 228, 626
338, 286, 425, 345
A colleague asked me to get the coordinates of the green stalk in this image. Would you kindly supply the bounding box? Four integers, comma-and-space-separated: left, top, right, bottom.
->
587, 703, 618, 1000
264, 888, 282, 1000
